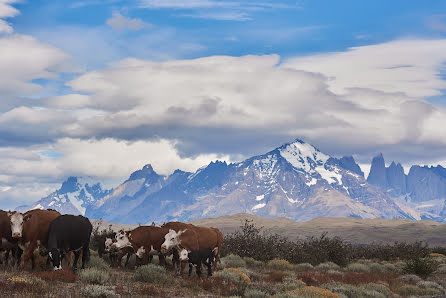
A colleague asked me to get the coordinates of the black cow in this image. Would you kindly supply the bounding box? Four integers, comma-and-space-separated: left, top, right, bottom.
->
47, 215, 92, 271
186, 247, 216, 277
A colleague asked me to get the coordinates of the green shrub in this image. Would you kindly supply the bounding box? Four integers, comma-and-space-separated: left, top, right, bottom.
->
315, 262, 340, 272
403, 255, 439, 278
416, 280, 444, 293
322, 282, 362, 298
360, 283, 393, 298
87, 255, 109, 271
396, 285, 427, 296
244, 288, 269, 298
244, 257, 264, 268
133, 264, 172, 285
366, 262, 384, 272
347, 263, 370, 273
214, 268, 251, 284
80, 285, 118, 297
397, 274, 422, 284
80, 268, 110, 285
381, 263, 399, 273
294, 263, 314, 272
435, 264, 446, 274
267, 259, 293, 271
221, 254, 246, 268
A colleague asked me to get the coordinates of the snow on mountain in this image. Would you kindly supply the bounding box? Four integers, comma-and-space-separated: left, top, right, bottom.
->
16, 177, 111, 215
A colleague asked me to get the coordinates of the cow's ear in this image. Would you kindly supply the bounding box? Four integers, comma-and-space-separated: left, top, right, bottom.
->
178, 229, 187, 236
23, 214, 32, 221
212, 247, 219, 255
6, 211, 13, 217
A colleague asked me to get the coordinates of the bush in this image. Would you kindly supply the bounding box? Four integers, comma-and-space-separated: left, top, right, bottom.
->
87, 255, 109, 271
133, 264, 172, 285
277, 286, 339, 298
221, 254, 246, 268
322, 282, 361, 298
80, 268, 110, 285
346, 263, 370, 273
214, 268, 251, 284
360, 283, 393, 298
244, 257, 264, 268
397, 274, 422, 284
315, 262, 340, 272
80, 285, 118, 297
294, 263, 314, 272
267, 259, 293, 271
403, 255, 439, 278
381, 263, 399, 273
435, 264, 446, 274
244, 288, 270, 298
396, 285, 427, 296
416, 280, 444, 293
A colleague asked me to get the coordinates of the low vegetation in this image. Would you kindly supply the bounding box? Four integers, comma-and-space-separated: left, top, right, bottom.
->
0, 220, 445, 297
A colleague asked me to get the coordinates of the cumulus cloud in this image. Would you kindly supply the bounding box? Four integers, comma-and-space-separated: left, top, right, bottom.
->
0, 34, 73, 96
106, 11, 152, 32
0, 0, 19, 34
284, 39, 446, 98
0, 138, 230, 208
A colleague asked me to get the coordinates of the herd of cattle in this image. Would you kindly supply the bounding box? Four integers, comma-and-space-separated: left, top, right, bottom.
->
0, 209, 223, 277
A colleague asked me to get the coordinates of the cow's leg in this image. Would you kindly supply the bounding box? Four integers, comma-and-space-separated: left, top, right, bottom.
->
73, 250, 81, 272
148, 254, 153, 264
159, 254, 166, 267
22, 242, 36, 271
196, 261, 202, 278
206, 260, 212, 277
188, 263, 193, 276
81, 244, 90, 269
124, 252, 131, 267
14, 247, 22, 267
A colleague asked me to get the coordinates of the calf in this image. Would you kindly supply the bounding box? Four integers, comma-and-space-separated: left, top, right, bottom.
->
0, 210, 22, 266
47, 215, 92, 271
182, 247, 216, 277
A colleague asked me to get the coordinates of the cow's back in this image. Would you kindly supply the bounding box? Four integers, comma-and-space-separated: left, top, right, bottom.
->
130, 226, 169, 251
48, 215, 92, 249
163, 222, 219, 250
22, 209, 61, 246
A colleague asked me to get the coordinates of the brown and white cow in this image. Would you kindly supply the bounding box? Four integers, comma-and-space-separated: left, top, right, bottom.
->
112, 226, 171, 267
0, 210, 22, 265
7, 209, 61, 270
160, 222, 222, 272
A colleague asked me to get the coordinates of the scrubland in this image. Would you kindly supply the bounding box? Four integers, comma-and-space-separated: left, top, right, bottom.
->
1, 220, 446, 297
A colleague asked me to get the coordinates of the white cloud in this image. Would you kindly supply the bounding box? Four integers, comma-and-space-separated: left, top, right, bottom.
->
178, 11, 251, 21
0, 138, 230, 208
284, 39, 446, 98
0, 0, 19, 34
106, 11, 152, 32
0, 34, 73, 96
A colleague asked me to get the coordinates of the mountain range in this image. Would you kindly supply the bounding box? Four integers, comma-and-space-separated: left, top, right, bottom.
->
16, 139, 446, 223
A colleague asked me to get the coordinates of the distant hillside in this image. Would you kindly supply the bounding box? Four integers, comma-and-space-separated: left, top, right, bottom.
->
190, 213, 446, 247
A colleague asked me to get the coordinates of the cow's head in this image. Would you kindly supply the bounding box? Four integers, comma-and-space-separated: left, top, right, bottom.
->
104, 237, 115, 252
179, 248, 190, 262
160, 229, 186, 253
7, 211, 32, 238
48, 248, 62, 270
111, 230, 132, 250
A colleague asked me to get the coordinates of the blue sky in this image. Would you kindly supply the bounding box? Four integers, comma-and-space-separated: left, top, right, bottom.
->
1, 0, 446, 208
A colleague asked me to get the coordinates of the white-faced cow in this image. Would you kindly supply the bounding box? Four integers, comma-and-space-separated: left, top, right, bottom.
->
160, 222, 223, 273
112, 226, 172, 267
0, 210, 22, 266
7, 209, 61, 270
47, 214, 92, 271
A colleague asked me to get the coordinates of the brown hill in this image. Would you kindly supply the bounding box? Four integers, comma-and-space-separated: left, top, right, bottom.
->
190, 213, 446, 247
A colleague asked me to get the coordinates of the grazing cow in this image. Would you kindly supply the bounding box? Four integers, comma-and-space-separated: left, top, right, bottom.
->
0, 210, 22, 266
47, 214, 92, 271
7, 209, 61, 270
112, 226, 170, 267
182, 247, 216, 277
160, 222, 222, 273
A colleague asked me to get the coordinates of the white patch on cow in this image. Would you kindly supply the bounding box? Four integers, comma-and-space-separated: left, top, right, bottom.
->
8, 212, 25, 238
161, 229, 186, 252
136, 246, 145, 258
48, 251, 53, 260
53, 265, 62, 270
212, 247, 219, 256
113, 231, 132, 249
179, 248, 189, 261
104, 238, 113, 252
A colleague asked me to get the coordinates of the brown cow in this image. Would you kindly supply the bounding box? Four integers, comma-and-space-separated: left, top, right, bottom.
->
0, 210, 21, 265
8, 209, 61, 270
112, 226, 170, 267
160, 222, 222, 272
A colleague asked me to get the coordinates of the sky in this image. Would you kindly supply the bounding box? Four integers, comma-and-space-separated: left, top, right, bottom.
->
0, 0, 446, 209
